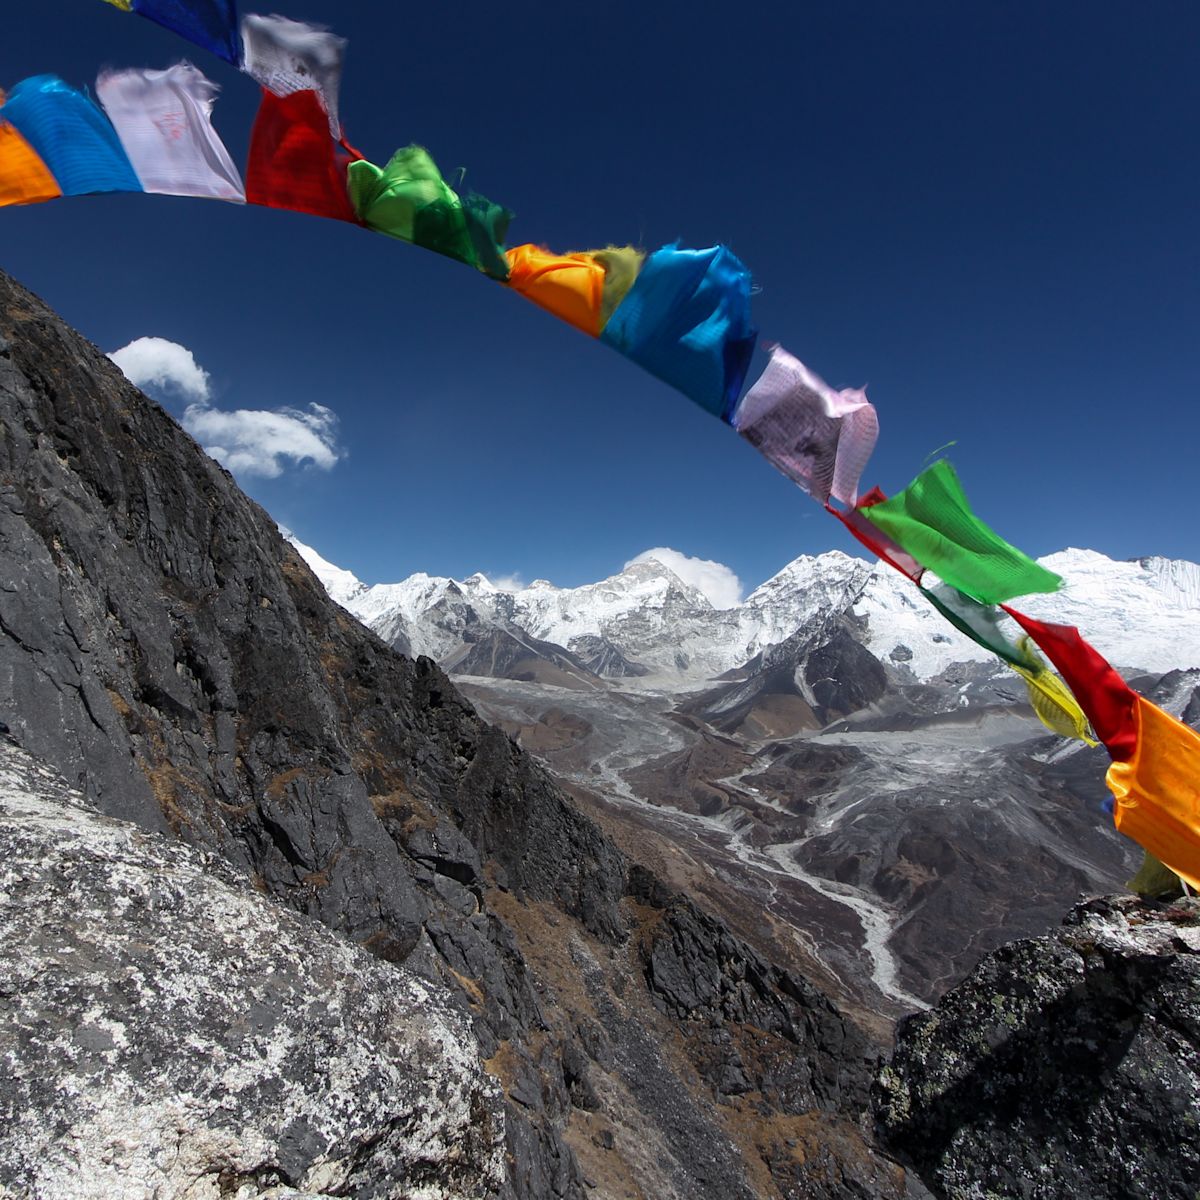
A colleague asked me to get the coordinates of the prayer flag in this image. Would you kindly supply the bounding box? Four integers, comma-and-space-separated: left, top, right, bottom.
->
347, 146, 476, 267
1106, 696, 1200, 891
245, 88, 358, 223
860, 460, 1062, 604
1010, 636, 1097, 744
831, 490, 926, 582
462, 191, 512, 281
592, 245, 644, 329
922, 582, 1030, 668
733, 345, 878, 505
240, 14, 345, 137
130, 0, 241, 65
102, 0, 134, 10
1003, 606, 1138, 760
0, 76, 142, 197
96, 63, 244, 202
505, 245, 606, 336
601, 243, 756, 421
0, 121, 62, 208
920, 584, 1094, 743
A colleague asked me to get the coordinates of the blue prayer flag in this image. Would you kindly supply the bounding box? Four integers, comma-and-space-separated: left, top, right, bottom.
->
1, 76, 142, 197
131, 0, 241, 65
600, 243, 756, 421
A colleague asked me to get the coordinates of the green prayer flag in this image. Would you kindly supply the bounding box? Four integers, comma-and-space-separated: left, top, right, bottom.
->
861, 460, 1062, 604
462, 191, 512, 280
1127, 850, 1184, 900
348, 145, 477, 268
921, 583, 1033, 668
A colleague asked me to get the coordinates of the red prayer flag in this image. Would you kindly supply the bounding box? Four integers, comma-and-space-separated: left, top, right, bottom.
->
1002, 606, 1138, 761
245, 88, 359, 223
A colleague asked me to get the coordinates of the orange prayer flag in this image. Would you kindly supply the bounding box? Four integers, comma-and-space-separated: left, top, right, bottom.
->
1106, 696, 1200, 891
0, 121, 62, 208
504, 244, 606, 337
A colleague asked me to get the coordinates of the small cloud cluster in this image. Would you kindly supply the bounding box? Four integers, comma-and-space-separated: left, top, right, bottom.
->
626, 547, 743, 608
108, 337, 342, 480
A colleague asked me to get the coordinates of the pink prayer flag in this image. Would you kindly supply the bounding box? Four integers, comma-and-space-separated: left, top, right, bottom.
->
733, 345, 878, 505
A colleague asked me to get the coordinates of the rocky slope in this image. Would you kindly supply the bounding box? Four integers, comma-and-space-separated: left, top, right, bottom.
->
877, 894, 1200, 1199
0, 737, 505, 1200
0, 269, 923, 1197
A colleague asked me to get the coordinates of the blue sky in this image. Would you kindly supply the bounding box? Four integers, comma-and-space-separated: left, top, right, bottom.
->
4, 2, 1199, 595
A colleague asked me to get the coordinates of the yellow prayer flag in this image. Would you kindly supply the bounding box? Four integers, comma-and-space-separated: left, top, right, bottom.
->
1106, 696, 1200, 891
1010, 636, 1096, 744
101, 0, 134, 9
0, 122, 62, 208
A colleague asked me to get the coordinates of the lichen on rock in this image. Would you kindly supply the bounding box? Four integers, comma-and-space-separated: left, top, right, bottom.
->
0, 740, 505, 1200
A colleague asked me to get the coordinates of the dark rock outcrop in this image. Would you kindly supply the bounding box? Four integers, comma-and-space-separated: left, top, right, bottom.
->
0, 270, 919, 1196
683, 617, 889, 737
876, 895, 1200, 1199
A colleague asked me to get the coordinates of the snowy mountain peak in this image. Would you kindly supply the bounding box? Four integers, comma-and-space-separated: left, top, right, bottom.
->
289, 534, 1200, 687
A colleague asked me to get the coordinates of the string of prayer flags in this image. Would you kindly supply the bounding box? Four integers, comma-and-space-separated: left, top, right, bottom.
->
0, 76, 142, 197
0, 121, 62, 208
462, 192, 513, 281
601, 243, 756, 421
96, 63, 244, 202
733, 346, 878, 505
240, 14, 345, 138
830, 491, 926, 583
860, 460, 1062, 605
1002, 606, 1139, 761
246, 88, 359, 222
505, 245, 606, 336
1105, 696, 1200, 891
919, 583, 1094, 742
593, 245, 645, 327
347, 146, 479, 268
127, 0, 241, 66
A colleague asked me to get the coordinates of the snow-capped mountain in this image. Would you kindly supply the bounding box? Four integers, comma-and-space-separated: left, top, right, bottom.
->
291, 538, 1200, 686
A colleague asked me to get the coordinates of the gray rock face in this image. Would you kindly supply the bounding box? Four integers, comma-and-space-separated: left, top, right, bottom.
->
876, 895, 1200, 1199
0, 739, 505, 1200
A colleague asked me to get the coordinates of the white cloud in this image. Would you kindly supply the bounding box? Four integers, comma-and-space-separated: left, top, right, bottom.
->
109, 335, 342, 479
626, 547, 743, 608
488, 573, 526, 592
109, 336, 211, 403
182, 401, 341, 479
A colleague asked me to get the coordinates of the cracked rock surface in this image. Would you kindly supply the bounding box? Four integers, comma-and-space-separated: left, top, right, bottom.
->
0, 739, 505, 1200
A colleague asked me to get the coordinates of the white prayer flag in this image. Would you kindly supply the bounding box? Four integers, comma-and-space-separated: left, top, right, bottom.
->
240, 14, 346, 138
96, 63, 244, 203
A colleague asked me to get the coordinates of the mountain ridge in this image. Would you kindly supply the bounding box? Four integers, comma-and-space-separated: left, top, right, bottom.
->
292, 537, 1200, 685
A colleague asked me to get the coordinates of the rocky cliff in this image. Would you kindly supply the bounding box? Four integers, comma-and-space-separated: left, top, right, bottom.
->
0, 269, 917, 1197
